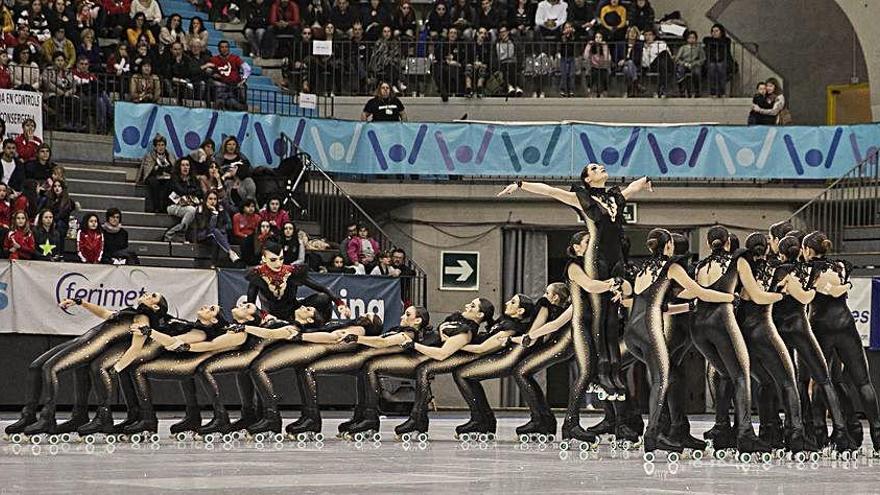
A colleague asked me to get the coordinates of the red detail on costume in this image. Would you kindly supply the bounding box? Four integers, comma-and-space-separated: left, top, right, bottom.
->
255, 263, 296, 293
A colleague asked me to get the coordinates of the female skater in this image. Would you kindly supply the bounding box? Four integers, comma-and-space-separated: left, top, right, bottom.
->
803, 231, 880, 451
245, 314, 384, 437
303, 307, 434, 438
623, 228, 733, 455
12, 293, 169, 437
498, 165, 652, 431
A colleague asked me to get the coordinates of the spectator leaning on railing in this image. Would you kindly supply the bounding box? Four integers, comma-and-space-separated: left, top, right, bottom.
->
674, 29, 704, 97
362, 81, 406, 121
370, 250, 400, 277
41, 26, 75, 68
10, 46, 41, 91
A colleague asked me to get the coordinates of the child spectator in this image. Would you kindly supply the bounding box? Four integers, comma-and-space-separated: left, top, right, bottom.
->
14, 118, 42, 163
259, 196, 290, 230
77, 212, 103, 263
102, 207, 139, 264
747, 81, 767, 125
346, 224, 379, 268
33, 208, 63, 261
5, 209, 35, 259
370, 250, 400, 276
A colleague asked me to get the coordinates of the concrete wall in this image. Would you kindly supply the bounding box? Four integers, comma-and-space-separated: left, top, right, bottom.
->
835, 0, 880, 120
333, 96, 754, 124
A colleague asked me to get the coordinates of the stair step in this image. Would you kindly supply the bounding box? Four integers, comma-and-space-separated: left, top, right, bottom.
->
128, 225, 169, 241
79, 209, 178, 228
67, 179, 143, 197
844, 239, 880, 252
835, 252, 880, 268
844, 225, 880, 241
128, 240, 172, 257
71, 193, 145, 212
139, 255, 204, 268
63, 166, 129, 182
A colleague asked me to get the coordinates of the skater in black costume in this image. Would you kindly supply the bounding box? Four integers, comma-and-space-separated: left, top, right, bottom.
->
449, 294, 536, 438
498, 166, 653, 438
246, 314, 384, 438
393, 298, 496, 438
622, 228, 733, 455
771, 235, 852, 451
10, 293, 169, 437
802, 231, 880, 451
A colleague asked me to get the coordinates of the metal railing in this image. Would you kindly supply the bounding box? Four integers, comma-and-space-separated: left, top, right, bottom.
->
280, 132, 429, 308
279, 37, 757, 98
788, 149, 880, 249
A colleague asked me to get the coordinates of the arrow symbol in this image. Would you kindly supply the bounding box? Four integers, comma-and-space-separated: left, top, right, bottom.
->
445, 260, 474, 282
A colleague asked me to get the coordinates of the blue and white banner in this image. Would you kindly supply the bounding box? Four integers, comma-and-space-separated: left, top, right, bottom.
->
114, 102, 880, 179
217, 269, 402, 330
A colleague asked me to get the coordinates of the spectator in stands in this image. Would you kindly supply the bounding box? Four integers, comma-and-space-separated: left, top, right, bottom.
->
477, 0, 500, 41
466, 27, 492, 97
558, 22, 577, 97
203, 40, 250, 110
268, 0, 300, 58
43, 51, 83, 130
346, 223, 379, 268
164, 157, 202, 242
303, 0, 329, 30
128, 12, 157, 47
674, 29, 704, 97
617, 25, 641, 97
362, 81, 406, 121
450, 0, 476, 40
425, 0, 451, 42
535, 0, 567, 41
628, 0, 654, 32
585, 30, 611, 96
641, 28, 671, 97
324, 254, 363, 274
76, 28, 103, 71
186, 16, 209, 48
194, 189, 239, 266
189, 138, 216, 176
434, 27, 465, 102
568, 0, 596, 40
130, 0, 163, 38
507, 0, 534, 41
370, 250, 400, 276
747, 81, 767, 125
106, 44, 132, 94
598, 0, 626, 43
368, 25, 403, 94
77, 212, 103, 263
283, 25, 315, 92
10, 46, 41, 91
392, 1, 417, 41
329, 0, 355, 36
244, 0, 272, 59
5, 209, 35, 259
101, 207, 140, 264
17, 179, 39, 220
25, 143, 54, 182
42, 26, 75, 68
219, 136, 257, 204
1, 4, 13, 35
233, 198, 259, 261
0, 52, 12, 90
279, 220, 305, 264
339, 221, 357, 255
362, 0, 391, 41
131, 34, 158, 73
46, 179, 76, 233
199, 161, 231, 210
161, 41, 203, 101
0, 183, 11, 231
188, 38, 211, 68
752, 77, 787, 125
104, 0, 133, 38
0, 139, 24, 191
392, 247, 414, 302
51, 0, 76, 37
494, 25, 522, 97
33, 209, 63, 261
14, 118, 42, 163
345, 22, 369, 94
159, 14, 187, 52
703, 22, 730, 98
136, 134, 176, 212
20, 1, 51, 43
129, 59, 161, 102
259, 196, 290, 229
249, 219, 277, 264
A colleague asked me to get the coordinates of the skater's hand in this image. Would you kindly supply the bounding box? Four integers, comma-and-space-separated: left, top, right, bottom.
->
337, 305, 352, 318
494, 333, 511, 346
59, 298, 77, 309
497, 183, 519, 197
510, 335, 524, 345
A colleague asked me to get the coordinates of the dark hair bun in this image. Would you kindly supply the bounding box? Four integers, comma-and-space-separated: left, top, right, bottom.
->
821, 239, 833, 251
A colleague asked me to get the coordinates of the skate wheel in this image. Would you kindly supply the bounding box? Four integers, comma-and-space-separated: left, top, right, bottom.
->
760, 452, 773, 463
232, 431, 244, 441
418, 440, 428, 449
458, 433, 470, 442
667, 452, 680, 463
597, 391, 608, 401
84, 435, 96, 445
518, 434, 530, 444
610, 440, 618, 450
842, 450, 852, 461
314, 433, 325, 442
204, 433, 217, 444
10, 433, 24, 444
810, 451, 821, 463
579, 441, 590, 452
372, 432, 382, 443
738, 452, 752, 463
544, 434, 553, 443
559, 441, 570, 451
48, 435, 60, 445
175, 432, 188, 442
478, 433, 489, 443
130, 433, 142, 445
222, 434, 235, 443
150, 433, 160, 444
417, 433, 429, 443
297, 433, 309, 442
30, 435, 42, 445
795, 451, 807, 463
643, 451, 655, 463
60, 433, 72, 443
254, 433, 266, 444
714, 449, 726, 460
774, 448, 786, 459
353, 432, 366, 442
537, 434, 548, 444
108, 434, 119, 445
273, 433, 285, 443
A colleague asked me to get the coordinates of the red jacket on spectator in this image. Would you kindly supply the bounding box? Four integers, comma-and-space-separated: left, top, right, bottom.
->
269, 0, 301, 27
103, 0, 132, 15
347, 236, 380, 265
5, 226, 35, 260
14, 134, 42, 163
0, 201, 11, 228
77, 228, 104, 263
259, 207, 289, 231
208, 53, 244, 85
0, 64, 11, 89
13, 195, 29, 219
232, 211, 260, 239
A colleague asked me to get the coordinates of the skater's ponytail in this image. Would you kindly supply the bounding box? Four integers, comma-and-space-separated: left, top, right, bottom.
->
803, 231, 833, 255
745, 232, 769, 258
778, 236, 801, 262
707, 225, 729, 253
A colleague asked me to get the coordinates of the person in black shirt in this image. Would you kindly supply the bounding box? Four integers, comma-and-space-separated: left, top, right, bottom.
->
361, 81, 407, 121
435, 27, 467, 101
33, 209, 63, 261
465, 27, 493, 97
102, 207, 140, 264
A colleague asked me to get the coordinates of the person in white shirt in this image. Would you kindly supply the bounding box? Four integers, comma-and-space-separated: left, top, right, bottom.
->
534, 0, 567, 40
370, 251, 401, 277
641, 28, 672, 97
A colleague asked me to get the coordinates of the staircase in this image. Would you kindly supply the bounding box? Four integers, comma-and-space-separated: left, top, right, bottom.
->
64, 161, 322, 268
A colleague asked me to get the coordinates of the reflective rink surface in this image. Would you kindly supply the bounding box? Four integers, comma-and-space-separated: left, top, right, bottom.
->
3, 414, 880, 494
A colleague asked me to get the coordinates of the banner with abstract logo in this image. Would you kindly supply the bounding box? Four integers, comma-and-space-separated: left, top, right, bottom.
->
217, 269, 402, 330
114, 102, 880, 179
3, 261, 218, 335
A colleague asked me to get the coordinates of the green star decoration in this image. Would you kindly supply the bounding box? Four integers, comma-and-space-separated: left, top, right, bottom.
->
39, 239, 56, 256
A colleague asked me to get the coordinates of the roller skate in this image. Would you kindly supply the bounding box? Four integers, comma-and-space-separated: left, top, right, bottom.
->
642, 431, 684, 463
4, 407, 37, 444
395, 414, 429, 444
611, 423, 643, 452
703, 422, 732, 442
706, 426, 737, 460
77, 407, 120, 445
559, 422, 599, 452
123, 415, 160, 445
112, 407, 142, 435
53, 406, 90, 443
248, 409, 285, 444
169, 407, 203, 441
587, 415, 616, 436
758, 421, 785, 450
516, 414, 556, 445
224, 407, 258, 442
786, 430, 821, 463
195, 406, 231, 444
20, 407, 59, 445
345, 408, 382, 443
867, 426, 880, 458
732, 430, 773, 463
456, 414, 496, 443
285, 409, 324, 443
337, 406, 365, 438
826, 428, 857, 460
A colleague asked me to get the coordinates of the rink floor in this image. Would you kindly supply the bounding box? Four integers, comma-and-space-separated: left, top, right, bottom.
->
2, 413, 880, 494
